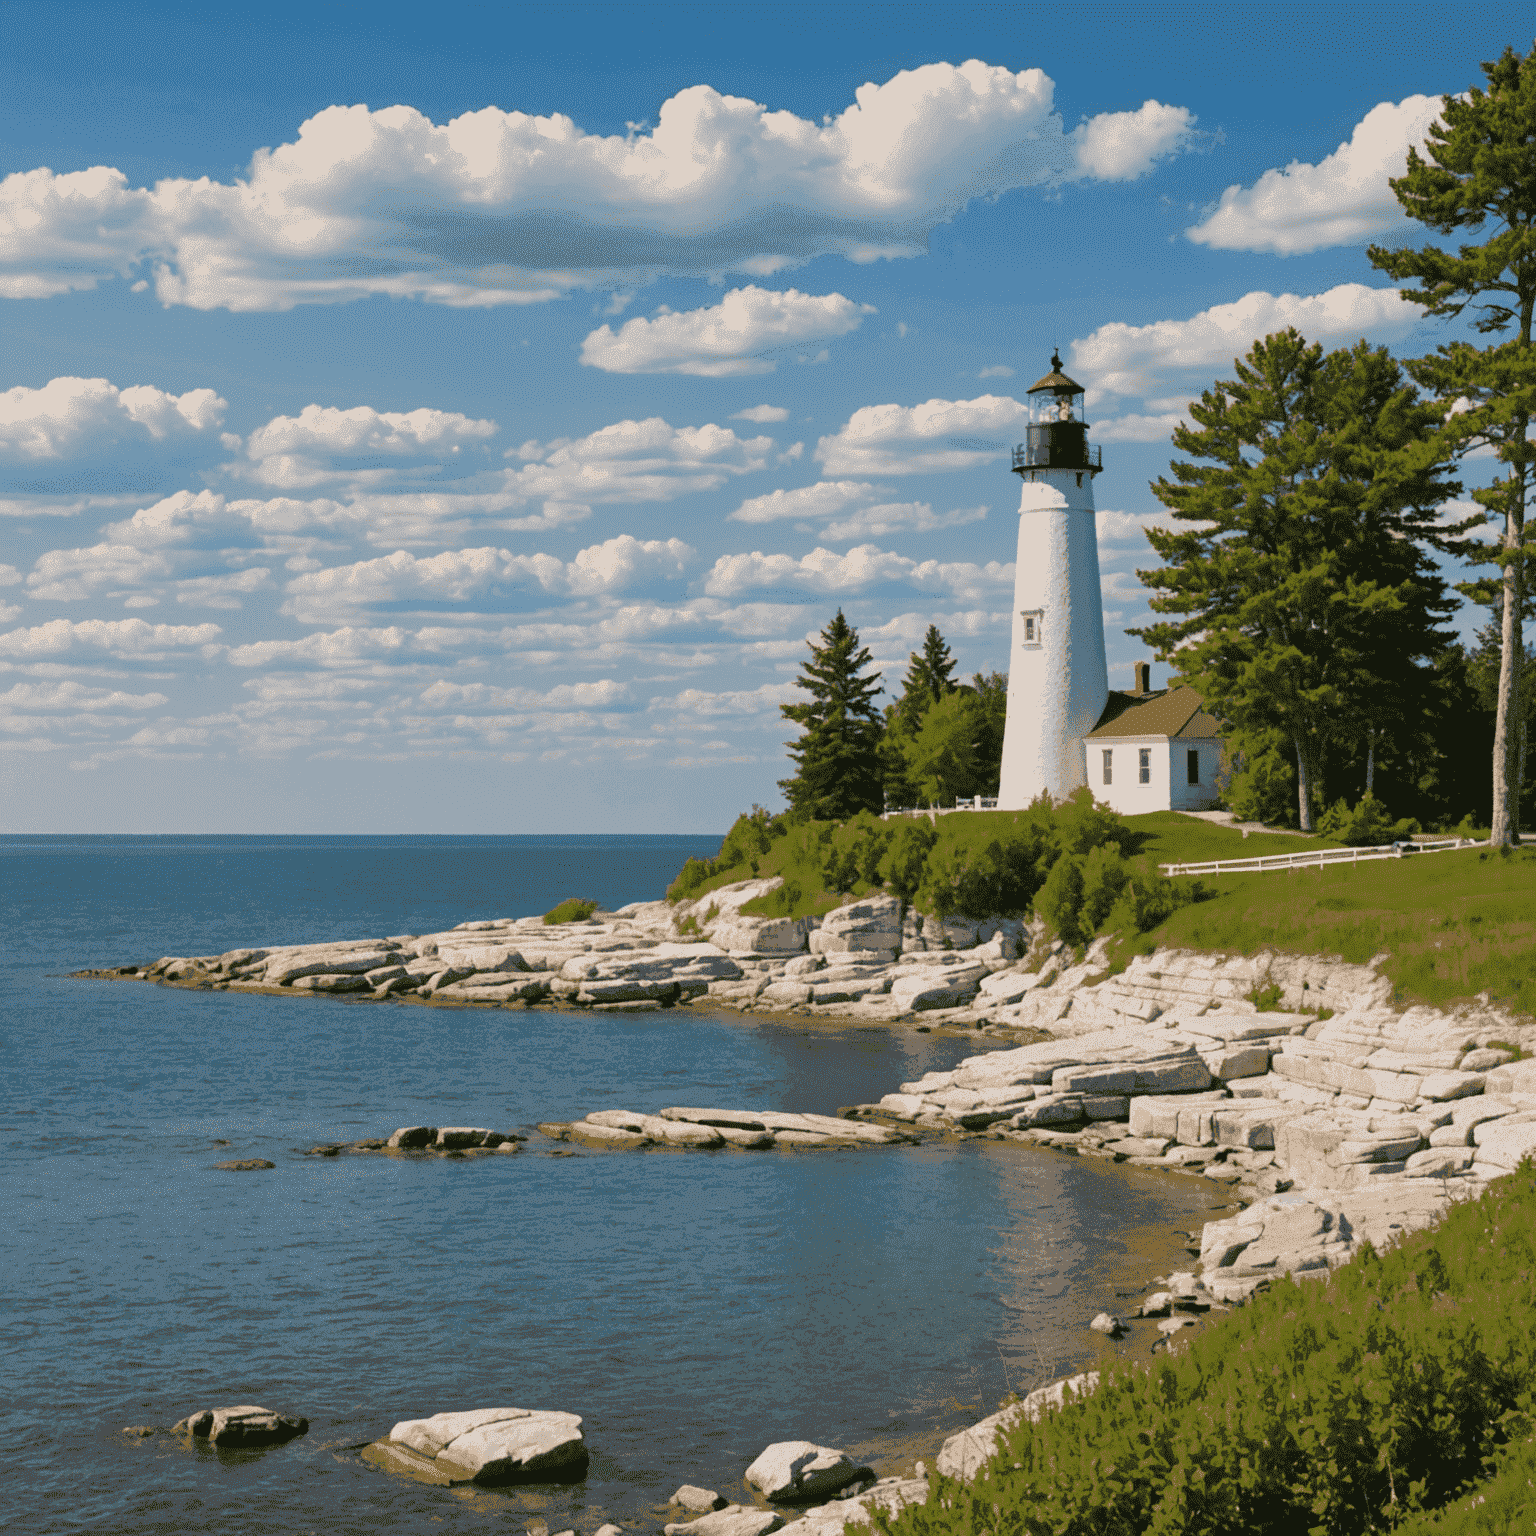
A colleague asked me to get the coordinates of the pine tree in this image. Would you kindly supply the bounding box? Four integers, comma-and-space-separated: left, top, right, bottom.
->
778, 610, 884, 819
1369, 43, 1536, 844
879, 624, 960, 809
1132, 330, 1458, 831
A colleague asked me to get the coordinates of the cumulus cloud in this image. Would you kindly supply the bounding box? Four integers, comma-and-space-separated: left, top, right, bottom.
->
1, 64, 1194, 309
0, 617, 222, 658
1187, 95, 1444, 255
704, 543, 1011, 601
1072, 283, 1421, 408
815, 394, 1027, 476
0, 377, 226, 461
580, 286, 873, 376
729, 480, 876, 524
281, 535, 696, 620
732, 404, 789, 423
26, 544, 177, 602
234, 403, 499, 488
0, 680, 168, 715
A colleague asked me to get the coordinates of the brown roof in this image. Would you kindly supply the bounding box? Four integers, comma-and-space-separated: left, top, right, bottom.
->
1086, 685, 1221, 740
1027, 350, 1084, 396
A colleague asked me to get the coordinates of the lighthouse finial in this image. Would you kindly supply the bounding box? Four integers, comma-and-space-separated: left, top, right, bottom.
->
1051, 348, 1063, 372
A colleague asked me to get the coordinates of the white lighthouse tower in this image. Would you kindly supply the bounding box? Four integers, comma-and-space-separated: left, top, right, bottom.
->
996, 353, 1109, 809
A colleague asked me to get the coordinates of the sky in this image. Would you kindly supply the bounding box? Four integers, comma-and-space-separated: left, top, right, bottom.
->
0, 0, 1526, 833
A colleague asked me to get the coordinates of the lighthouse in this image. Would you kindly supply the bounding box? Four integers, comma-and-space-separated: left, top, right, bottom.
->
996, 353, 1109, 809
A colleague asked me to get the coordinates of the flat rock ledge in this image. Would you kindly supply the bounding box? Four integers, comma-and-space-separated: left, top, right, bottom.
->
173, 1405, 308, 1447
361, 1407, 587, 1487
542, 1108, 914, 1151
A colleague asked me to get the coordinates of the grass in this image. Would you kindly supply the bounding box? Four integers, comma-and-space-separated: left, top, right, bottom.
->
1125, 843, 1536, 1017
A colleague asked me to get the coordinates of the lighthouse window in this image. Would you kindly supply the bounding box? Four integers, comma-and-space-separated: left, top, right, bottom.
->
1102, 750, 1112, 785
1138, 748, 1151, 784
1020, 609, 1042, 646
1024, 616, 1034, 641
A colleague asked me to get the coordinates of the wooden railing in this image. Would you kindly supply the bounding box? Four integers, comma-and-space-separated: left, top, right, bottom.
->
1159, 836, 1488, 878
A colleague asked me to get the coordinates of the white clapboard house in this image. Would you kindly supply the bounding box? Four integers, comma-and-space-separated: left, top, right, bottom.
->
1085, 661, 1223, 814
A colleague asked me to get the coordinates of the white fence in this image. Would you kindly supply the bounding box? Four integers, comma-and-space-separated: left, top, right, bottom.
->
1159, 836, 1488, 878
883, 796, 999, 819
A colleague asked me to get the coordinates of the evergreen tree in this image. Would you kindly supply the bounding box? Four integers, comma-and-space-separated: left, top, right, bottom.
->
968, 670, 1008, 795
1132, 330, 1459, 830
878, 624, 960, 808
1369, 44, 1536, 845
778, 610, 884, 819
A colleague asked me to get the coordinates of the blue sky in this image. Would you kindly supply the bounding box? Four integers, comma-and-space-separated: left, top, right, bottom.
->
0, 0, 1524, 832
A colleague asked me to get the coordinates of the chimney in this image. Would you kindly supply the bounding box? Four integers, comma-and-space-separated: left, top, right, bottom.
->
1132, 661, 1151, 694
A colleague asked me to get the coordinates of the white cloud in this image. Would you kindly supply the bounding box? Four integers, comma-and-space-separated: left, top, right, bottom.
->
977, 365, 1014, 379
0, 617, 222, 658
0, 680, 168, 714
0, 565, 19, 586
823, 501, 986, 541
26, 544, 178, 602
235, 403, 499, 488
815, 394, 1027, 476
650, 682, 789, 719
0, 377, 226, 461
281, 535, 696, 620
1092, 412, 1187, 443
1071, 100, 1197, 181
704, 543, 1011, 601
729, 480, 876, 524
731, 404, 789, 423
1186, 95, 1444, 255
1072, 283, 1421, 405
0, 65, 1194, 310
173, 568, 272, 609
419, 678, 634, 712
580, 286, 873, 376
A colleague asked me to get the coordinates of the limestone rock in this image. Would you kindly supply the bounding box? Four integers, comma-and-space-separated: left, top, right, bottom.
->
665, 1507, 784, 1536
744, 1441, 868, 1503
1089, 1312, 1124, 1336
375, 1407, 587, 1485
672, 1485, 728, 1512
775, 1478, 928, 1536
175, 1405, 308, 1446
934, 1373, 1098, 1481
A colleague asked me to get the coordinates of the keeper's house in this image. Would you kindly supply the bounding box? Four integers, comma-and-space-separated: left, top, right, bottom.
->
1087, 662, 1223, 815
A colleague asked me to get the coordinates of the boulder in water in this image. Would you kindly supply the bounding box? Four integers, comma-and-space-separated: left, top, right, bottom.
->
363, 1407, 587, 1486
174, 1405, 308, 1446
744, 1441, 868, 1502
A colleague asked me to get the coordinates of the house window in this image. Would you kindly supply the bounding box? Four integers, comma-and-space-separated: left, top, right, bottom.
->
1187, 748, 1200, 785
1138, 748, 1151, 785
1102, 749, 1112, 785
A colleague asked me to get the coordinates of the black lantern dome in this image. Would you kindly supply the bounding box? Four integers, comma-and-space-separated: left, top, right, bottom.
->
1011, 351, 1102, 478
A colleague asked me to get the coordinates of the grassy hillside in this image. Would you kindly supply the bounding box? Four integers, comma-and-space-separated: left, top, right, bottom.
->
877, 1165, 1536, 1536
1129, 843, 1536, 1017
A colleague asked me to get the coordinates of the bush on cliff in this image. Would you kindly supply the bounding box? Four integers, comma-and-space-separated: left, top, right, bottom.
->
874, 1165, 1536, 1536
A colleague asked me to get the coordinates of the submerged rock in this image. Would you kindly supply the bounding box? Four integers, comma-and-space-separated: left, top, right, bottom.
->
174, 1405, 308, 1446
665, 1507, 784, 1536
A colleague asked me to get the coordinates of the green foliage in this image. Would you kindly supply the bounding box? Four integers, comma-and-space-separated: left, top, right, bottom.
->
876, 1166, 1536, 1536
877, 818, 938, 900
778, 610, 884, 820
905, 689, 985, 805
1319, 792, 1423, 846
1247, 978, 1285, 1010
1225, 728, 1299, 826
1133, 329, 1460, 831
542, 897, 599, 924
666, 807, 786, 902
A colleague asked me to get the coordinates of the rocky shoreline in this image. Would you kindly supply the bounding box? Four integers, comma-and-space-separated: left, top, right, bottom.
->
90, 873, 1536, 1524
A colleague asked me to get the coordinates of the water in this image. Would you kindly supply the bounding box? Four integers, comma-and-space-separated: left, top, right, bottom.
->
2, 835, 1221, 1534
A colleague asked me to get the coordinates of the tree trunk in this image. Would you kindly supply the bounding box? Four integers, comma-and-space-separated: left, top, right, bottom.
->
1491, 471, 1527, 846
1294, 735, 1315, 832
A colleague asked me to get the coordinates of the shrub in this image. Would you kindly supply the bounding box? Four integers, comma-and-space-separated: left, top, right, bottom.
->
1319, 791, 1422, 846
543, 897, 599, 924
877, 819, 938, 900
1228, 735, 1298, 826
874, 1165, 1536, 1536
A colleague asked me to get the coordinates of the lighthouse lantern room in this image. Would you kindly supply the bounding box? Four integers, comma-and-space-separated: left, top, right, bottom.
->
995, 353, 1110, 809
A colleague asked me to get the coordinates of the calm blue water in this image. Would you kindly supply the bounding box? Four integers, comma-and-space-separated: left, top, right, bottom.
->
1, 836, 1218, 1535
